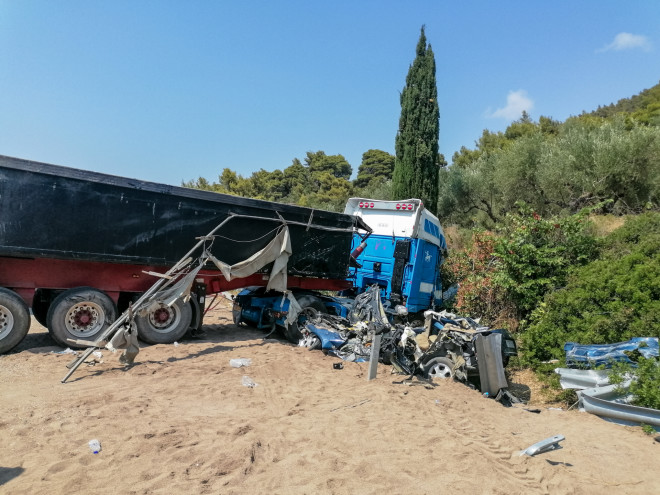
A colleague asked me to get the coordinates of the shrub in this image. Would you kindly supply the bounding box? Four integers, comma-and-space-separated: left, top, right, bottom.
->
523, 213, 660, 365
441, 230, 516, 328
609, 357, 660, 410
492, 203, 600, 317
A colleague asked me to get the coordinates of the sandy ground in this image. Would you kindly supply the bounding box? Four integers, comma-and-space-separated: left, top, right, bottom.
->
1, 300, 658, 495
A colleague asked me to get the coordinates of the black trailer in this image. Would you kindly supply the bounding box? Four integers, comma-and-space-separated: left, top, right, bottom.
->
0, 154, 365, 353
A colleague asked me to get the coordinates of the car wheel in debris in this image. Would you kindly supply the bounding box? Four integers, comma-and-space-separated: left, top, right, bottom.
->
46, 287, 117, 348
285, 295, 325, 343
0, 287, 31, 354
135, 299, 192, 345
424, 357, 455, 380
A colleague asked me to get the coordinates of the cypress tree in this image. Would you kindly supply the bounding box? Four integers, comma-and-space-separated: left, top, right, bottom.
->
392, 26, 440, 211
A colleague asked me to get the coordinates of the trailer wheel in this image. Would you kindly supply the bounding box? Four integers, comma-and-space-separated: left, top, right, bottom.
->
135, 299, 192, 345
47, 287, 117, 348
0, 288, 31, 354
285, 295, 326, 344
423, 357, 455, 380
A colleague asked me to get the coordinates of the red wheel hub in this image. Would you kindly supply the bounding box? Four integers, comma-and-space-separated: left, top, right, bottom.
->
74, 310, 93, 327
153, 308, 171, 324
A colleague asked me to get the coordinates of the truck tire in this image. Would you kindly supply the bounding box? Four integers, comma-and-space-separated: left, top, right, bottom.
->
135, 299, 192, 345
0, 288, 31, 354
284, 294, 326, 344
46, 287, 117, 348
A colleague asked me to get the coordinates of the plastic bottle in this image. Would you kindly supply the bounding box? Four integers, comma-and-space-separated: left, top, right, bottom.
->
88, 439, 101, 454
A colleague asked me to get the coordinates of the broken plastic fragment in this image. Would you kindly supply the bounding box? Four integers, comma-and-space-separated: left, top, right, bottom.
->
241, 376, 257, 388
520, 435, 565, 456
230, 358, 252, 368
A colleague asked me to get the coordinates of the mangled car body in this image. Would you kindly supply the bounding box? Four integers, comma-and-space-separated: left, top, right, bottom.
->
296, 286, 518, 390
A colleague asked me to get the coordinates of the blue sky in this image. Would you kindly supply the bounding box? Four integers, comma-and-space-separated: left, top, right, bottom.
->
1, 1, 659, 186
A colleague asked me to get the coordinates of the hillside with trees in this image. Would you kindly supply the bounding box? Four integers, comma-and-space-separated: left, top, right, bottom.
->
183, 39, 659, 395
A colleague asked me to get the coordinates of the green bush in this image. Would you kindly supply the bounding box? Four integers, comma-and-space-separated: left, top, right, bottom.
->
609, 357, 660, 410
493, 203, 600, 316
523, 213, 660, 365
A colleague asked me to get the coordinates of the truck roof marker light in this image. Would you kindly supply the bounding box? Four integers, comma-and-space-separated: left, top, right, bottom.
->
407, 204, 413, 210
359, 202, 364, 208
370, 202, 375, 208
396, 204, 401, 210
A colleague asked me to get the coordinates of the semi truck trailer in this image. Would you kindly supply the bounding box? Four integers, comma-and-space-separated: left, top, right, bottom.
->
0, 154, 366, 354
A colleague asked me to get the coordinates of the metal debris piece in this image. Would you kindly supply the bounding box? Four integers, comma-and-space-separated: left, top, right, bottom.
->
520, 435, 565, 456
475, 333, 508, 395
577, 383, 660, 428
554, 368, 611, 390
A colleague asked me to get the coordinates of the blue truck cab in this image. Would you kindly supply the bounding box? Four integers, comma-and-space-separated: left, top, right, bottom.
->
343, 198, 447, 315
233, 198, 448, 339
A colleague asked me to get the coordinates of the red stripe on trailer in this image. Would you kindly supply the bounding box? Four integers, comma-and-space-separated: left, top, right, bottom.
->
0, 257, 352, 306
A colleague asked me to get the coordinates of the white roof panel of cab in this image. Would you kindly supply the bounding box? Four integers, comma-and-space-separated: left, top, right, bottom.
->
344, 198, 446, 250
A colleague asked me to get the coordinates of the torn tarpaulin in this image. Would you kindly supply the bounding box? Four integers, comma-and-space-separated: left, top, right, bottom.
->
139, 263, 205, 317
106, 321, 140, 365
208, 225, 291, 292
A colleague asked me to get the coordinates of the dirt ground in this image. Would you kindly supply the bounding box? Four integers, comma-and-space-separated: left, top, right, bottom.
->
1, 299, 658, 494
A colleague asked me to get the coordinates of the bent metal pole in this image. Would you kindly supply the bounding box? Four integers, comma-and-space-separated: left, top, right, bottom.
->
61, 214, 237, 383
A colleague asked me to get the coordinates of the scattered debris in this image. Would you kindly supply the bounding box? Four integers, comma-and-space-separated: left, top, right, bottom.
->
241, 376, 257, 388
555, 368, 611, 390
330, 399, 371, 412
50, 348, 78, 355
88, 439, 101, 454
333, 362, 343, 370
577, 383, 660, 429
557, 338, 660, 429
565, 337, 658, 368
296, 287, 519, 401
230, 358, 252, 368
519, 435, 565, 456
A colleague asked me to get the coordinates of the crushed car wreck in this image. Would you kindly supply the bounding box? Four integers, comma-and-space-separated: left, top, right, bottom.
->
296, 286, 518, 395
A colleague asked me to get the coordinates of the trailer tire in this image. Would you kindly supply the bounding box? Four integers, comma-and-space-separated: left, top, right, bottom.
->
135, 299, 192, 345
0, 288, 31, 354
285, 295, 326, 344
47, 287, 117, 348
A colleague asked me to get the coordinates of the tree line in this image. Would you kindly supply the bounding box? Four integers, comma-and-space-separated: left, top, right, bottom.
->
182, 148, 396, 212
182, 29, 660, 396
185, 94, 659, 230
